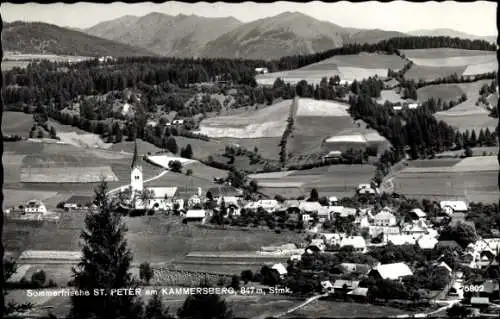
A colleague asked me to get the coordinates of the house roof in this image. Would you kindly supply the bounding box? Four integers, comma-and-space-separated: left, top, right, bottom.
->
284, 200, 301, 208
436, 261, 452, 273
440, 200, 468, 212
333, 280, 360, 289
387, 235, 417, 246
65, 195, 94, 206
347, 287, 369, 297
417, 236, 438, 249
185, 210, 206, 219
320, 280, 333, 289
374, 210, 396, 220
340, 236, 366, 249
471, 297, 489, 305
299, 201, 323, 212
482, 280, 499, 294
372, 262, 413, 280
411, 208, 427, 218
272, 263, 288, 276
385, 78, 400, 87
340, 263, 371, 274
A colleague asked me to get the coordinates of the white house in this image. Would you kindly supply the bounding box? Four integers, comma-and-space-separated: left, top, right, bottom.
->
340, 236, 367, 253
417, 235, 439, 250
271, 263, 288, 278
302, 214, 312, 223
255, 67, 269, 74
372, 210, 397, 227
299, 201, 323, 213
409, 208, 427, 220
387, 234, 417, 246
24, 200, 48, 215
440, 201, 468, 215
183, 209, 206, 221
321, 233, 344, 246
369, 262, 413, 280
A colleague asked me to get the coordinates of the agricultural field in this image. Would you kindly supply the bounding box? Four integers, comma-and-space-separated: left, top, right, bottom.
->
417, 84, 464, 102
404, 65, 467, 82
256, 53, 405, 85
389, 157, 498, 203
4, 216, 303, 265
213, 137, 282, 160
20, 166, 119, 183
109, 138, 165, 154
182, 161, 228, 180
252, 164, 375, 199
2, 60, 31, 71
286, 300, 411, 318
198, 99, 292, 139
2, 111, 34, 136
402, 48, 497, 81
433, 80, 497, 132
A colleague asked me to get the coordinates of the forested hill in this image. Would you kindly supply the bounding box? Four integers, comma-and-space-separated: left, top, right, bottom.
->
2, 21, 157, 57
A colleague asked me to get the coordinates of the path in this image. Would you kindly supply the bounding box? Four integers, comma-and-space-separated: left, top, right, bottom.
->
106, 170, 169, 195
272, 293, 328, 318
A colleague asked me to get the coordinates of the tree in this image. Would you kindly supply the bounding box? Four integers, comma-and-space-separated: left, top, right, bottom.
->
230, 275, 240, 290
166, 137, 178, 154
144, 294, 174, 319
168, 160, 182, 173
464, 146, 473, 157
309, 188, 319, 202
69, 181, 143, 319
240, 270, 253, 284
139, 262, 154, 285
49, 126, 57, 139
182, 144, 193, 159
446, 304, 472, 318
185, 169, 193, 176
177, 293, 233, 319
31, 269, 46, 287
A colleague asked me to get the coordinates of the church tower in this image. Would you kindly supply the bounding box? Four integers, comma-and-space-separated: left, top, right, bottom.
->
130, 138, 143, 194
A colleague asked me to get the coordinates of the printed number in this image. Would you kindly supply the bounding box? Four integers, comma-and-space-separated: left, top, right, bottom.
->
463, 285, 484, 292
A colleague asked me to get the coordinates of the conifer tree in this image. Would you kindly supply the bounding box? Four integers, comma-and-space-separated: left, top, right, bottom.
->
69, 181, 143, 319
144, 294, 174, 319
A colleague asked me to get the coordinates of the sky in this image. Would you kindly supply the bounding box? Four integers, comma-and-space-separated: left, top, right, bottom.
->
2, 1, 497, 36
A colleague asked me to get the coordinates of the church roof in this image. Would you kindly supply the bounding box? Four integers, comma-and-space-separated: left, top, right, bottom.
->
131, 138, 142, 169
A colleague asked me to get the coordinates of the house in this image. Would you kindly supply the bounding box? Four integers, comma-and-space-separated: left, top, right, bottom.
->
339, 236, 367, 253
384, 78, 400, 89
333, 280, 360, 294
328, 196, 339, 206
401, 223, 427, 236
369, 262, 413, 280
299, 201, 323, 214
435, 261, 453, 273
369, 225, 401, 237
321, 233, 343, 246
440, 200, 468, 215
305, 239, 325, 253
372, 210, 397, 227
387, 234, 417, 246
323, 150, 342, 160
24, 200, 48, 215
409, 208, 427, 220
339, 263, 371, 275
347, 287, 369, 301
255, 67, 269, 74
302, 214, 313, 223
183, 209, 206, 222
320, 280, 334, 293
63, 195, 94, 209
417, 236, 439, 250
317, 206, 332, 222
271, 263, 288, 279
470, 297, 489, 309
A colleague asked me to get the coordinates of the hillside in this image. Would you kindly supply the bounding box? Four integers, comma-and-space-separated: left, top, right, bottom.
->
201, 11, 346, 60
2, 21, 156, 57
408, 29, 496, 43
84, 12, 242, 57
343, 29, 408, 45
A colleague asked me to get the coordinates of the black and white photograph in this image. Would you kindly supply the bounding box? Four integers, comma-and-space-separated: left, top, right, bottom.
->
0, 1, 498, 318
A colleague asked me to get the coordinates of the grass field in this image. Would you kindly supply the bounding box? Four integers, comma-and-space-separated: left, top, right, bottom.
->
463, 61, 498, 76
286, 300, 410, 318
390, 158, 498, 203
20, 166, 119, 183
401, 48, 495, 59
109, 138, 165, 154
2, 60, 30, 71
252, 164, 375, 198
3, 112, 35, 136
433, 80, 497, 132
4, 216, 303, 264
417, 84, 464, 102
199, 99, 292, 138
256, 53, 405, 85
295, 99, 350, 117
404, 65, 467, 82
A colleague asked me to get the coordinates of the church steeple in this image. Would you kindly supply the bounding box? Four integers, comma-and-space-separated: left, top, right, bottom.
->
131, 138, 142, 169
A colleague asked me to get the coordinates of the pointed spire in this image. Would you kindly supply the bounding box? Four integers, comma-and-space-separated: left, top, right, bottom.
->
131, 137, 141, 169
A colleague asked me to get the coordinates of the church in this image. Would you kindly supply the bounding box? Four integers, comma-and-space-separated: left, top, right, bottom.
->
127, 139, 202, 211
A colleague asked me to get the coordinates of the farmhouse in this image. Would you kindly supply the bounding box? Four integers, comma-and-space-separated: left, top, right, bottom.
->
372, 209, 397, 227
271, 263, 288, 279
440, 200, 468, 215
384, 78, 400, 89
24, 200, 48, 215
339, 236, 367, 253
408, 208, 427, 220
333, 280, 360, 295
255, 67, 269, 74
369, 262, 413, 281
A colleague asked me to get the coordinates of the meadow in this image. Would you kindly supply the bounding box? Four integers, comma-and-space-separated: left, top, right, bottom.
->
256, 53, 406, 85
198, 99, 292, 138
402, 48, 497, 81
2, 60, 31, 71
4, 216, 303, 265
286, 300, 411, 318
433, 79, 497, 132
2, 111, 34, 136
390, 157, 498, 203
252, 164, 375, 198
